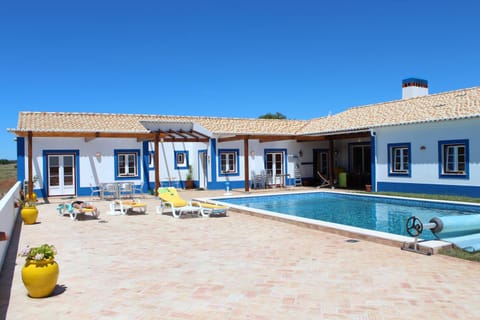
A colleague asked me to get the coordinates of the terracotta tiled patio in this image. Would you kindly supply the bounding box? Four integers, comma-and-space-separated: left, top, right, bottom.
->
1, 188, 479, 319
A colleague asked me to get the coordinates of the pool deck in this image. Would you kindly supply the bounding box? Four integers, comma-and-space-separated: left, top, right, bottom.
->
1, 187, 480, 319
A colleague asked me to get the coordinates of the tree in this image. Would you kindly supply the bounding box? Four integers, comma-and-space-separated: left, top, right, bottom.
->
0, 159, 15, 165
258, 112, 287, 119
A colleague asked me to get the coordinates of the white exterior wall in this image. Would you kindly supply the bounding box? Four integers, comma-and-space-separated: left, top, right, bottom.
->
23, 136, 312, 193
375, 118, 480, 187
147, 141, 210, 185
24, 137, 145, 189
216, 138, 309, 186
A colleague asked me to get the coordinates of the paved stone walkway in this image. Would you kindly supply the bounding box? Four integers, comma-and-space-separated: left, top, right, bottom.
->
1, 189, 479, 319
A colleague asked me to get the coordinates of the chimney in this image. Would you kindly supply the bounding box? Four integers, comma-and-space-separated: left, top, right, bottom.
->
402, 78, 428, 99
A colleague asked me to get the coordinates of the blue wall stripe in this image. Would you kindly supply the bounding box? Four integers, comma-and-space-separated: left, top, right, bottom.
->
377, 182, 480, 198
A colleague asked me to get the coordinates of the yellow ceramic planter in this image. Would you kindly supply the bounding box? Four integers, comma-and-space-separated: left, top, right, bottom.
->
25, 193, 37, 203
20, 207, 38, 225
21, 259, 59, 298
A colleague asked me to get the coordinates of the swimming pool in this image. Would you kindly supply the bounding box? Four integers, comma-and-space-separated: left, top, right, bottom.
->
216, 191, 480, 241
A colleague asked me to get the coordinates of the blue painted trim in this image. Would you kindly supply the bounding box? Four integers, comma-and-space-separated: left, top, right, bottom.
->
17, 137, 25, 184
402, 78, 428, 87
208, 180, 245, 190
114, 149, 141, 180
218, 148, 240, 177
209, 139, 217, 189
387, 142, 411, 177
174, 150, 189, 169
42, 149, 80, 198
377, 182, 480, 198
438, 139, 469, 179
142, 141, 150, 192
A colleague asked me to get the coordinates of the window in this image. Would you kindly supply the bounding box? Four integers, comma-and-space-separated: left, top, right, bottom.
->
388, 143, 410, 176
115, 150, 139, 178
439, 140, 468, 178
174, 151, 189, 169
148, 151, 155, 169
219, 149, 238, 175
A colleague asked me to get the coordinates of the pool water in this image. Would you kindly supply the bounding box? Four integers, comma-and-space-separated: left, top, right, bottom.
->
219, 192, 480, 240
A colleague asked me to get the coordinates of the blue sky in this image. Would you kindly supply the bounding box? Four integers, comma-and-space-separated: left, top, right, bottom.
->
1, 0, 479, 160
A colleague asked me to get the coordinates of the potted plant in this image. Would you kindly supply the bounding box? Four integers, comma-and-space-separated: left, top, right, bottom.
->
19, 243, 59, 298
185, 165, 194, 189
17, 190, 38, 225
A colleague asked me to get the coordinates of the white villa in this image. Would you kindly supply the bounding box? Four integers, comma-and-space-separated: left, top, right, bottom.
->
8, 78, 480, 198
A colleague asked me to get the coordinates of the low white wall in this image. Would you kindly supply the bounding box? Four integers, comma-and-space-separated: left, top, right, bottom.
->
0, 181, 21, 270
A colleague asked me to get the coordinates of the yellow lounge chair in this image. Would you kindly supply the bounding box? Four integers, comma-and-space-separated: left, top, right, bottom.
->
193, 202, 229, 217
57, 201, 100, 221
109, 200, 147, 215
156, 187, 201, 218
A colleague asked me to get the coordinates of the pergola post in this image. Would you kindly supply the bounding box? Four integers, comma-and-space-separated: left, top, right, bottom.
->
244, 137, 250, 192
154, 132, 160, 197
329, 139, 335, 187
27, 131, 33, 198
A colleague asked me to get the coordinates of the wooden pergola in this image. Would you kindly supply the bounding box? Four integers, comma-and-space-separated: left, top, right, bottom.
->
11, 121, 212, 199
218, 131, 371, 192
12, 123, 370, 198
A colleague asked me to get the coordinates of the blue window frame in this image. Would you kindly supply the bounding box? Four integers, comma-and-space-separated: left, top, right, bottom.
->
114, 149, 140, 179
388, 143, 411, 177
218, 149, 239, 176
174, 151, 189, 169
438, 139, 469, 179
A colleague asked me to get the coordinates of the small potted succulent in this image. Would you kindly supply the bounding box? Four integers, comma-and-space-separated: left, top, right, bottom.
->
19, 243, 59, 298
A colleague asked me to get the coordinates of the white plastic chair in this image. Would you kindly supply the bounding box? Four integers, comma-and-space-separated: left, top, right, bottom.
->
119, 182, 134, 199
103, 183, 118, 200
254, 171, 267, 189
90, 184, 101, 200
133, 182, 145, 198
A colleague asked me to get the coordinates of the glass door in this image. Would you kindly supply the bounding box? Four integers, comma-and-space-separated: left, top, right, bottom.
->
48, 154, 76, 196
315, 150, 329, 177
265, 152, 285, 187
350, 144, 371, 189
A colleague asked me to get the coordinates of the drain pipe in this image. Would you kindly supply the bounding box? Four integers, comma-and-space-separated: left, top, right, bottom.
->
370, 129, 377, 192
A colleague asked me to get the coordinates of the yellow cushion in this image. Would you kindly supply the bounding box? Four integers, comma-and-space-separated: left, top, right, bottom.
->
194, 202, 227, 210
159, 192, 188, 207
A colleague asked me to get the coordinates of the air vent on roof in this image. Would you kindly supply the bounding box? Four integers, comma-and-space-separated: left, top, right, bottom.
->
402, 78, 428, 99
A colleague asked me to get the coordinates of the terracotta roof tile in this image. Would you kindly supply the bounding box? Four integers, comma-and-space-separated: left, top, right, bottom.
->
11, 86, 480, 137
299, 86, 480, 134
14, 112, 307, 136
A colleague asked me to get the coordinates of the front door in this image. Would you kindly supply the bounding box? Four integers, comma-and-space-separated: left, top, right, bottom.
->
350, 143, 371, 188
47, 154, 76, 196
